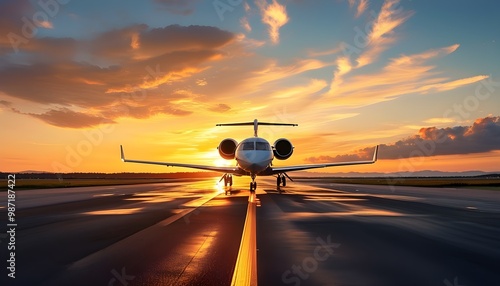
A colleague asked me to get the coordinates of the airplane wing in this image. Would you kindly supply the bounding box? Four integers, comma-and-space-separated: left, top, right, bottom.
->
120, 145, 240, 174
271, 145, 379, 174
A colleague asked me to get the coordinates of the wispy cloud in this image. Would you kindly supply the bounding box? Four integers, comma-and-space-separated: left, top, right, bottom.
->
327, 44, 487, 107
348, 0, 369, 18
256, 0, 289, 44
423, 117, 456, 125
331, 0, 413, 92
358, 0, 413, 66
241, 17, 252, 32
36, 20, 54, 29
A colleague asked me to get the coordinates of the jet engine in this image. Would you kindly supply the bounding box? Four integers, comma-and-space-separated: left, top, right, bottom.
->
273, 138, 293, 160
218, 138, 238, 159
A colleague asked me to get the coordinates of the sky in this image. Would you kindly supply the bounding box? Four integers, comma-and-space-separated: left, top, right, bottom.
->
0, 0, 499, 174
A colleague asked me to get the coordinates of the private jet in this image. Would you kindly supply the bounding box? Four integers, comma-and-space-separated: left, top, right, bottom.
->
120, 119, 378, 192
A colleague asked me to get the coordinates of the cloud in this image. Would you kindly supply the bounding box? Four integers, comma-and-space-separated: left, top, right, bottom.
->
0, 99, 12, 108
305, 116, 500, 163
348, 0, 369, 18
36, 20, 53, 29
89, 24, 234, 63
0, 1, 32, 45
256, 0, 289, 44
241, 17, 252, 32
0, 23, 236, 128
423, 117, 456, 125
358, 0, 413, 66
327, 44, 488, 107
331, 0, 412, 91
209, 103, 231, 113
13, 107, 116, 128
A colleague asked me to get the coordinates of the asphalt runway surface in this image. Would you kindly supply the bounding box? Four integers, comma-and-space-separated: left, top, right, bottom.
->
1, 178, 499, 286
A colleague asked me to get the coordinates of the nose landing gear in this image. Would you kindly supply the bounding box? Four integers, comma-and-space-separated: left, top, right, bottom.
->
249, 181, 257, 192
249, 174, 257, 192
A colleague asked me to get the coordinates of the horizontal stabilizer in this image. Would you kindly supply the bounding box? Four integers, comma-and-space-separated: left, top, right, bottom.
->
216, 122, 297, 126
217, 119, 297, 137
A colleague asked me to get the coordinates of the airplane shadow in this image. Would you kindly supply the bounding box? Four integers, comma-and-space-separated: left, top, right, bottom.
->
222, 187, 244, 196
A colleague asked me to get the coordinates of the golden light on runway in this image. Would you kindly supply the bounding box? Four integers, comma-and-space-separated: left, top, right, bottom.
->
203, 197, 232, 207
92, 194, 114, 197
283, 208, 404, 218
125, 192, 179, 203
214, 178, 226, 194
303, 197, 366, 202
83, 208, 143, 215
182, 192, 221, 208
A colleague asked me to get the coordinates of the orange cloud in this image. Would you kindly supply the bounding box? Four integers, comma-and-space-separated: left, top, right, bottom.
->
305, 116, 500, 162
357, 0, 413, 67
36, 20, 53, 29
327, 45, 486, 107
419, 75, 489, 93
0, 24, 236, 128
256, 0, 289, 44
329, 0, 413, 94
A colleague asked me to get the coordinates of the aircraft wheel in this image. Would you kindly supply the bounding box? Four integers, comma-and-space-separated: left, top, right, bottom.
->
277, 176, 281, 187
229, 176, 233, 186
282, 176, 286, 187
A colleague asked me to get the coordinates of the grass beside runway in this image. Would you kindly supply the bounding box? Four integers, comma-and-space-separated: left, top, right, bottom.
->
295, 177, 500, 190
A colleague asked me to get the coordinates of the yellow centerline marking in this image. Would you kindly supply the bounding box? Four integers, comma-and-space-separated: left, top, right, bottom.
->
231, 192, 259, 286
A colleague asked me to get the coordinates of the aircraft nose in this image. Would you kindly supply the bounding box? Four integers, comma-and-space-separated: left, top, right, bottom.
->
248, 164, 260, 172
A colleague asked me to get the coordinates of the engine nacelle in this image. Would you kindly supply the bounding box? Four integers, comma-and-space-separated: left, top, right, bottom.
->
273, 138, 293, 160
218, 138, 238, 159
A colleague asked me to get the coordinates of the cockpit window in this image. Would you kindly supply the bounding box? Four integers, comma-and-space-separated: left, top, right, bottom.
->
256, 142, 270, 150
242, 142, 255, 150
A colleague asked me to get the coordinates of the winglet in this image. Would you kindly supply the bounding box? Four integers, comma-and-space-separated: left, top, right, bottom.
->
372, 145, 379, 162
120, 145, 126, 162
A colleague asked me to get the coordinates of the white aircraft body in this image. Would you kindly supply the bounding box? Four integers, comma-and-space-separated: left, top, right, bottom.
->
120, 119, 378, 192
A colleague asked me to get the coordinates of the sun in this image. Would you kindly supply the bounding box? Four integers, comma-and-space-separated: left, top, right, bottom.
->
213, 157, 233, 167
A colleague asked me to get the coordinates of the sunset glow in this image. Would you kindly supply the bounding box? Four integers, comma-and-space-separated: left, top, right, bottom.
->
0, 0, 499, 174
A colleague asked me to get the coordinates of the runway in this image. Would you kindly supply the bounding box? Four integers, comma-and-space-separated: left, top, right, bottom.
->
1, 178, 500, 286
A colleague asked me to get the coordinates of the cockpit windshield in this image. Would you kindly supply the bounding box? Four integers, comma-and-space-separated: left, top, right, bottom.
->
241, 141, 255, 150
256, 142, 271, 150
239, 140, 271, 151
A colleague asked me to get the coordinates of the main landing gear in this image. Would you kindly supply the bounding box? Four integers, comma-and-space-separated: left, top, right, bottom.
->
220, 174, 233, 186
277, 174, 287, 188
276, 173, 292, 193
